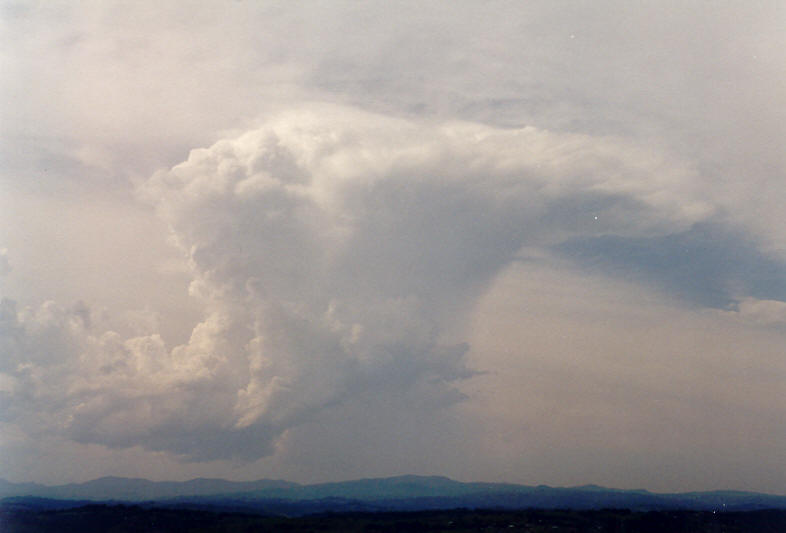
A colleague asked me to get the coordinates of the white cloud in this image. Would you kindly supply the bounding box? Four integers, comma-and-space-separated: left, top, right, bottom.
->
1, 104, 718, 462
2, 2, 784, 488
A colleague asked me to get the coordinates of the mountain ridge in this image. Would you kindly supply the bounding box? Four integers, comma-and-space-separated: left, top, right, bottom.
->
2, 475, 785, 514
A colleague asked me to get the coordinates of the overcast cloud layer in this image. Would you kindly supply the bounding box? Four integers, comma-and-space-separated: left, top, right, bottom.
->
1, 2, 785, 493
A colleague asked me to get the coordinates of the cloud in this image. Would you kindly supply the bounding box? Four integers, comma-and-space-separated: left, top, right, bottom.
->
0, 103, 720, 462
0, 249, 10, 276
3, 2, 782, 258
556, 222, 786, 309
1, 2, 784, 492
723, 297, 786, 327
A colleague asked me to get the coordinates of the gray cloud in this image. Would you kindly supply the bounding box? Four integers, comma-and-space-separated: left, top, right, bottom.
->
0, 249, 10, 276
556, 222, 786, 309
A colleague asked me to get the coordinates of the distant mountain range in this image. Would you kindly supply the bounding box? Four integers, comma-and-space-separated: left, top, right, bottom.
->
2, 475, 785, 515
0, 476, 296, 501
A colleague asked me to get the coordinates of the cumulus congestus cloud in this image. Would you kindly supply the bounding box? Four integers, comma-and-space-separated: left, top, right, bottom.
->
1, 104, 713, 461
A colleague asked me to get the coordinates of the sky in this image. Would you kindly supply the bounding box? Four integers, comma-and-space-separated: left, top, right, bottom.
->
1, 1, 785, 494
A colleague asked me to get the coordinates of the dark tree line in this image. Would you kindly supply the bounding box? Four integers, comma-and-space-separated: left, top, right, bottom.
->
2, 505, 786, 533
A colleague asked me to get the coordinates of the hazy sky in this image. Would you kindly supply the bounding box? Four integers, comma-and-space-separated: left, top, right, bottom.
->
1, 1, 785, 493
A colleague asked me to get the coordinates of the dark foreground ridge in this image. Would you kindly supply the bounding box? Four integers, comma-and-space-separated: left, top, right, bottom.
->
3, 506, 786, 533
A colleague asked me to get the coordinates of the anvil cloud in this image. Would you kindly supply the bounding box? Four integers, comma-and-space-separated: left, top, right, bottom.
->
3, 105, 712, 460
1, 2, 784, 492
